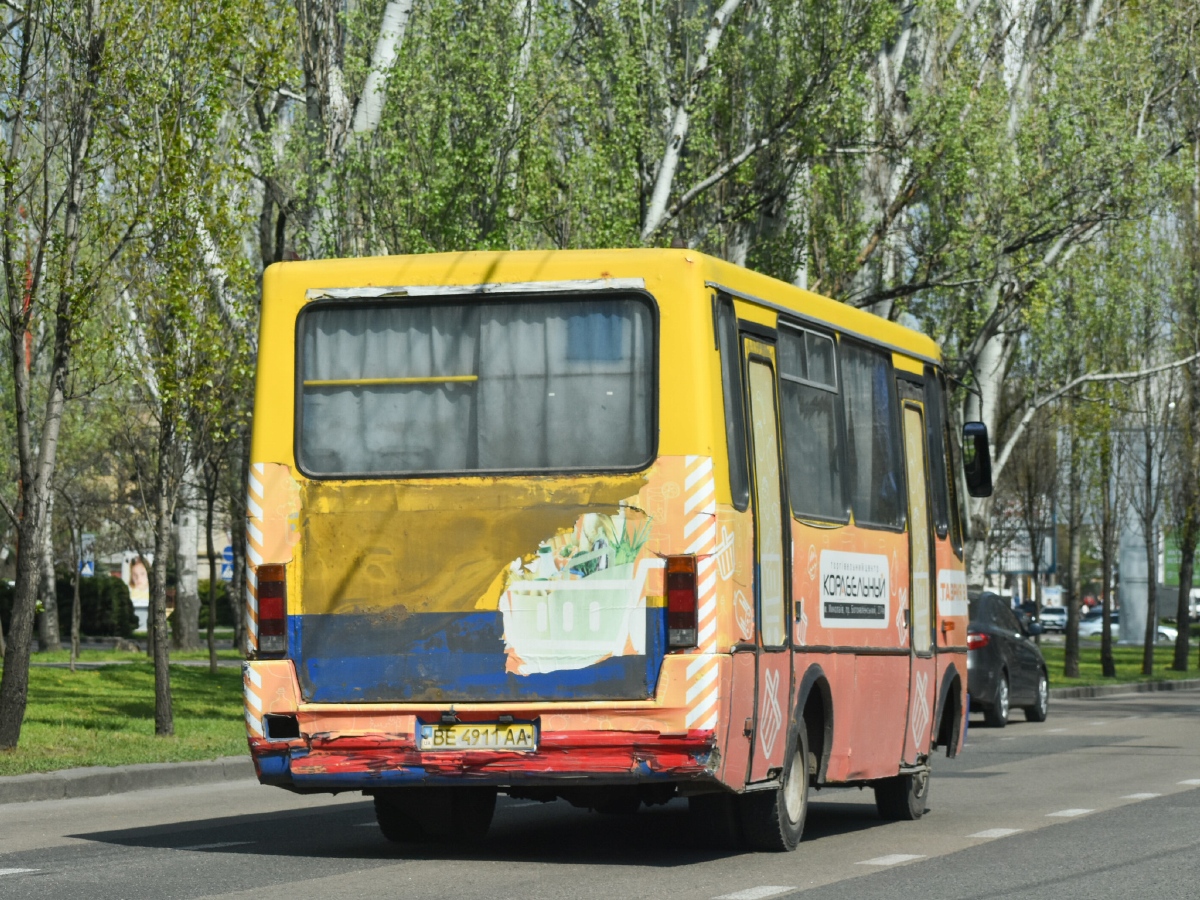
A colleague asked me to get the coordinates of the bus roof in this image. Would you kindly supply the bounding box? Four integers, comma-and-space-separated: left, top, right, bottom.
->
262, 248, 942, 365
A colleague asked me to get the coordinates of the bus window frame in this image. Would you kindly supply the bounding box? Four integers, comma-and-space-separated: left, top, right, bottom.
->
714, 293, 750, 511
923, 366, 952, 543
837, 336, 907, 534
291, 288, 661, 481
777, 318, 851, 527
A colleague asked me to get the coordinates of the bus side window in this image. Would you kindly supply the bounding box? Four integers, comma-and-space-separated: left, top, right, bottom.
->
924, 367, 951, 541
778, 324, 848, 522
715, 294, 749, 510
840, 341, 905, 530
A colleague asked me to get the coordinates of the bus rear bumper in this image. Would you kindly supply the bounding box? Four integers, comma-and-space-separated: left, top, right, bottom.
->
249, 729, 718, 791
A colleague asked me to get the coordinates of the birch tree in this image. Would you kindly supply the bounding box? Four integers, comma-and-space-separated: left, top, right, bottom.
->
0, 0, 122, 750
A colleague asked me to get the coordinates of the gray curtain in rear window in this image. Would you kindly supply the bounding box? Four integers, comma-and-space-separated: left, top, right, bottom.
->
299, 297, 653, 475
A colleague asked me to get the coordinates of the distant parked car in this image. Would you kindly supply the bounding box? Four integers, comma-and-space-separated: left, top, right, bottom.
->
1078, 610, 1177, 643
1039, 605, 1067, 633
968, 592, 1049, 727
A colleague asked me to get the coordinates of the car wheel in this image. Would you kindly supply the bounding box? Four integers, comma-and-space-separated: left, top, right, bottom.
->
983, 673, 1009, 728
739, 722, 809, 852
1024, 671, 1049, 722
873, 766, 930, 821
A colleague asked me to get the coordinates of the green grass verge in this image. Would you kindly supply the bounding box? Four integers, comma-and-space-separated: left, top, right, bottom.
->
0, 662, 246, 776
1043, 642, 1200, 688
29, 647, 243, 664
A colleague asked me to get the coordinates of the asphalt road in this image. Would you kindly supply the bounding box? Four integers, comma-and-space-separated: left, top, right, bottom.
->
1, 690, 1197, 900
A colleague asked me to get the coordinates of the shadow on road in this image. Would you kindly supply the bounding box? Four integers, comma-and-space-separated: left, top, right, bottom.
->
69, 791, 893, 866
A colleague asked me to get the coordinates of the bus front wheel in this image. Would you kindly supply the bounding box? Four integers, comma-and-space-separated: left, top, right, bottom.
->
739, 722, 809, 852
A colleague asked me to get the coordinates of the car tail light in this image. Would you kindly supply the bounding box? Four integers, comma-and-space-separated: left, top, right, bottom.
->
966, 631, 989, 650
667, 555, 697, 649
257, 564, 287, 657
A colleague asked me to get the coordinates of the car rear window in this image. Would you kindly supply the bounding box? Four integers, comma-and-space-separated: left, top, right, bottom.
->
297, 294, 656, 476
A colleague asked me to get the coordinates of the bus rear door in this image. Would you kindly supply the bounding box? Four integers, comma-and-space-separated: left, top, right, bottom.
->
899, 379, 937, 765
742, 337, 792, 784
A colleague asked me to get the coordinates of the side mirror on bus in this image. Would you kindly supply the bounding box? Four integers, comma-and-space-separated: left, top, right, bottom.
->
962, 422, 993, 498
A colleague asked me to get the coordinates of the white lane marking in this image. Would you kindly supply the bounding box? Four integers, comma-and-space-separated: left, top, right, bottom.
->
1000, 737, 1016, 741
713, 887, 794, 900
1122, 793, 1161, 800
1047, 728, 1067, 733
1047, 809, 1093, 818
969, 828, 1023, 839
504, 801, 542, 808
1089, 721, 1106, 726
175, 841, 255, 851
354, 822, 377, 827
856, 854, 925, 866
0, 869, 38, 877
1179, 779, 1200, 786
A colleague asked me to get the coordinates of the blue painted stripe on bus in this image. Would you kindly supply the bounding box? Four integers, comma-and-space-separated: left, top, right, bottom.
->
254, 752, 291, 785
286, 610, 666, 704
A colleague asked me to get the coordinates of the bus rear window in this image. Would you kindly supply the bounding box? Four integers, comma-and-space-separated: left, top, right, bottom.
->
297, 295, 655, 476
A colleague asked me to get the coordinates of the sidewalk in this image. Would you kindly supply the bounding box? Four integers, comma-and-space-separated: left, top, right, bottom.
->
0, 756, 255, 805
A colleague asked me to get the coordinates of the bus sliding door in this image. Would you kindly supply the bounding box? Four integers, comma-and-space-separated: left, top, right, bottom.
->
742, 339, 792, 784
900, 386, 938, 766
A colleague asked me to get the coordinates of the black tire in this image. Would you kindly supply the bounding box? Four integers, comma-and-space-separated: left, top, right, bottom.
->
982, 673, 1009, 728
373, 787, 496, 844
374, 791, 429, 843
689, 792, 743, 849
1024, 670, 1049, 722
874, 768, 930, 821
739, 723, 809, 852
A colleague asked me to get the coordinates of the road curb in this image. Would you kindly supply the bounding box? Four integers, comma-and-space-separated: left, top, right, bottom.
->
0, 755, 255, 805
4, 679, 1199, 805
1050, 678, 1200, 700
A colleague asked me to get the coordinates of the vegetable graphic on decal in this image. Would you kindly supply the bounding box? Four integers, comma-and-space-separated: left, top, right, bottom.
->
500, 508, 662, 676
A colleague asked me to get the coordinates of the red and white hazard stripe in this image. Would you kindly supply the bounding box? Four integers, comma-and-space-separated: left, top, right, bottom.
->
245, 463, 265, 652
683, 455, 719, 731
243, 661, 264, 738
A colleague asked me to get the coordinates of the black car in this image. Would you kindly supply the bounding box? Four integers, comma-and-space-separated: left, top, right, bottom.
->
967, 592, 1050, 727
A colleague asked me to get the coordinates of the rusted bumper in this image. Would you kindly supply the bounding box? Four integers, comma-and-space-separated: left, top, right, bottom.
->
249, 729, 718, 790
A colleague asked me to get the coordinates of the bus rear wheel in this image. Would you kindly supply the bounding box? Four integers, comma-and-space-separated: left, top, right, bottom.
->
373, 786, 496, 844
873, 767, 929, 821
739, 724, 809, 852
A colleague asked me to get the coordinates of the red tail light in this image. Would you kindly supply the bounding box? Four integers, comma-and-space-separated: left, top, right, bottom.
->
966, 631, 989, 650
667, 555, 697, 649
257, 564, 287, 657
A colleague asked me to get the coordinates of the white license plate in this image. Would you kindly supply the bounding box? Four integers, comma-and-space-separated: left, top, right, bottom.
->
417, 722, 537, 752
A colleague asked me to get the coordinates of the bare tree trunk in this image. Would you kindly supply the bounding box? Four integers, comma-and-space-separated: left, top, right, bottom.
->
1142, 522, 1157, 676
69, 517, 81, 672
172, 467, 201, 650
151, 427, 175, 737
228, 429, 250, 656
1064, 421, 1082, 678
1099, 436, 1116, 678
205, 468, 219, 675
1174, 528, 1196, 672
0, 6, 105, 750
640, 0, 745, 241
37, 490, 60, 651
